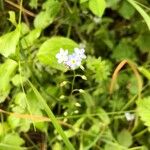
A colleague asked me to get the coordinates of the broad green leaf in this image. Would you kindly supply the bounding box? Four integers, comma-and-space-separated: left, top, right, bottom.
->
137, 97, 150, 130
14, 93, 27, 109
8, 91, 47, 132
0, 26, 20, 57
0, 123, 9, 137
127, 0, 150, 30
34, 0, 60, 29
135, 33, 150, 52
119, 1, 135, 19
11, 74, 27, 86
89, 0, 106, 17
21, 28, 41, 49
0, 133, 24, 150
34, 11, 54, 29
0, 59, 17, 103
37, 36, 78, 71
52, 142, 62, 150
20, 23, 30, 35
112, 39, 137, 61
7, 92, 30, 132
117, 129, 133, 148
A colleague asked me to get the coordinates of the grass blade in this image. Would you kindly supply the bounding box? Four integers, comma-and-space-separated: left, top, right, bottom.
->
127, 0, 150, 30
28, 80, 75, 150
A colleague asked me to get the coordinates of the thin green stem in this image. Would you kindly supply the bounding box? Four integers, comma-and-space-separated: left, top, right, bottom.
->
70, 71, 76, 95
0, 0, 4, 10
121, 95, 137, 111
133, 128, 148, 138
18, 0, 23, 24
121, 83, 149, 110
134, 1, 150, 11
18, 61, 36, 131
67, 25, 71, 37
64, 0, 72, 13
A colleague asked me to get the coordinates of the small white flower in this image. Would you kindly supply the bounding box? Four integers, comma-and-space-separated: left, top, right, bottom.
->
79, 43, 86, 49
56, 48, 68, 64
125, 112, 135, 121
93, 17, 101, 24
74, 48, 86, 59
65, 54, 81, 70
75, 102, 81, 107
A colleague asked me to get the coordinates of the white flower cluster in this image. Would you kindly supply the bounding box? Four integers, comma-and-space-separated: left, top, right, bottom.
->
56, 48, 86, 70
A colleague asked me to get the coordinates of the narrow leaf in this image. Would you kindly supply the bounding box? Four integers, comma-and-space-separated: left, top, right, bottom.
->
28, 80, 75, 150
127, 0, 150, 30
137, 97, 150, 130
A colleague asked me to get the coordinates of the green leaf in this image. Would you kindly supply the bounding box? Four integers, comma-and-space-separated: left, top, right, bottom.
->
20, 23, 30, 35
34, 0, 60, 29
0, 59, 17, 103
0, 133, 24, 150
7, 92, 30, 132
82, 121, 103, 149
37, 36, 78, 71
8, 91, 47, 132
135, 33, 150, 52
52, 142, 62, 150
128, 75, 139, 95
29, 0, 38, 9
0, 26, 20, 57
8, 11, 17, 26
104, 144, 122, 150
137, 97, 150, 130
34, 11, 54, 29
0, 123, 9, 137
81, 91, 95, 108
127, 0, 150, 30
112, 39, 137, 61
21, 28, 41, 49
97, 108, 110, 125
138, 67, 150, 80
106, 0, 120, 8
58, 118, 85, 140
89, 0, 106, 17
119, 1, 135, 19
11, 74, 27, 86
117, 129, 133, 148
86, 56, 111, 83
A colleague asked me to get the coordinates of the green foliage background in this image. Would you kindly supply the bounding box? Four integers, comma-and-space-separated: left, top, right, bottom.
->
0, 0, 150, 149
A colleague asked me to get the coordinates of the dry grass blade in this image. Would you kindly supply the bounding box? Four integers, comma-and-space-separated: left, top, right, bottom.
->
0, 108, 73, 129
5, 0, 36, 17
109, 59, 142, 98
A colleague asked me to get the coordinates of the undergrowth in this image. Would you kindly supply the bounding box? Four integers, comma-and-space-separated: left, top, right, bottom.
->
0, 0, 150, 150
